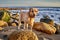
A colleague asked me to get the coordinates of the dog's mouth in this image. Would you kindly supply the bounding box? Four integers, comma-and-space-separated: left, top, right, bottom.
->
29, 13, 35, 18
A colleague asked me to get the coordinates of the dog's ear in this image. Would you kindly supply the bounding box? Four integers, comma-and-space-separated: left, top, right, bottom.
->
29, 8, 38, 12
32, 8, 38, 12
32, 8, 38, 15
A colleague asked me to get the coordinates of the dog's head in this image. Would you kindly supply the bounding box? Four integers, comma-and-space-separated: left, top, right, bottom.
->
29, 8, 38, 18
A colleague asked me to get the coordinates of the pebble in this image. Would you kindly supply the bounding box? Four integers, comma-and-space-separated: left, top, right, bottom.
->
0, 39, 3, 40
39, 37, 53, 40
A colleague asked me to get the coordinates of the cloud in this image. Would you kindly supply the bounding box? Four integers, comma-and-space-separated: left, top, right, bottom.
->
0, 0, 60, 4
0, 0, 60, 7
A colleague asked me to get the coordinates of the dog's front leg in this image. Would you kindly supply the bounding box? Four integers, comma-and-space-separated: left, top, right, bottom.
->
30, 23, 33, 31
30, 18, 34, 31
18, 22, 21, 30
24, 22, 25, 30
24, 22, 28, 30
26, 23, 28, 30
18, 14, 21, 30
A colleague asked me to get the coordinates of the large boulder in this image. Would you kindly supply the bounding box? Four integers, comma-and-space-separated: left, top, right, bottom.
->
8, 30, 38, 40
2, 11, 10, 22
0, 20, 8, 27
40, 18, 54, 26
33, 22, 56, 34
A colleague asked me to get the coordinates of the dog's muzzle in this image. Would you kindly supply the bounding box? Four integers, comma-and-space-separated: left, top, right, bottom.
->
29, 13, 35, 18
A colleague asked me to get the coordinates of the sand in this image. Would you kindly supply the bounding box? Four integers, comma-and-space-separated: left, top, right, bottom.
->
0, 26, 60, 40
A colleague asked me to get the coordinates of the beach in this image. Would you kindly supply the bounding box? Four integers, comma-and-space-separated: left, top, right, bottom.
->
0, 26, 60, 40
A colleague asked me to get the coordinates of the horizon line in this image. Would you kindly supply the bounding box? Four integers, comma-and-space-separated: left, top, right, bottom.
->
0, 6, 60, 8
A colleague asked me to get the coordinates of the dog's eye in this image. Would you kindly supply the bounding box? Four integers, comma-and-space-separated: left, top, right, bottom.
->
30, 10, 33, 12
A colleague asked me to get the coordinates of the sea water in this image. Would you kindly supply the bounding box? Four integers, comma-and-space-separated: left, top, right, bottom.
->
8, 7, 60, 25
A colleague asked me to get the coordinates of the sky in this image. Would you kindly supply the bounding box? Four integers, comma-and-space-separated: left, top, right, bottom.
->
0, 0, 60, 7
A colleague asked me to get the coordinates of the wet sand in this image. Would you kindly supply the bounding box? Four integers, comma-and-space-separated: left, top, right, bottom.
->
33, 30, 60, 40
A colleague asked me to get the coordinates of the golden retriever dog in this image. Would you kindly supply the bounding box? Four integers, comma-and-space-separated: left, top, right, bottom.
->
18, 8, 38, 30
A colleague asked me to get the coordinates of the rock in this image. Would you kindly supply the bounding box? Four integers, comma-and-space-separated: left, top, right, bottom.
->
1, 11, 10, 22
8, 30, 38, 40
43, 37, 53, 40
33, 22, 56, 34
0, 39, 3, 40
40, 17, 54, 26
0, 20, 8, 27
0, 27, 4, 31
11, 23, 17, 27
54, 23, 60, 34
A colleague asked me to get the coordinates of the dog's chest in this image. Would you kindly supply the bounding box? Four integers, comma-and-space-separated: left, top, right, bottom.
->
20, 13, 29, 22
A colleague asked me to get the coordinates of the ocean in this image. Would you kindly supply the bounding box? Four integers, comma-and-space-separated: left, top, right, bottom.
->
8, 7, 60, 25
